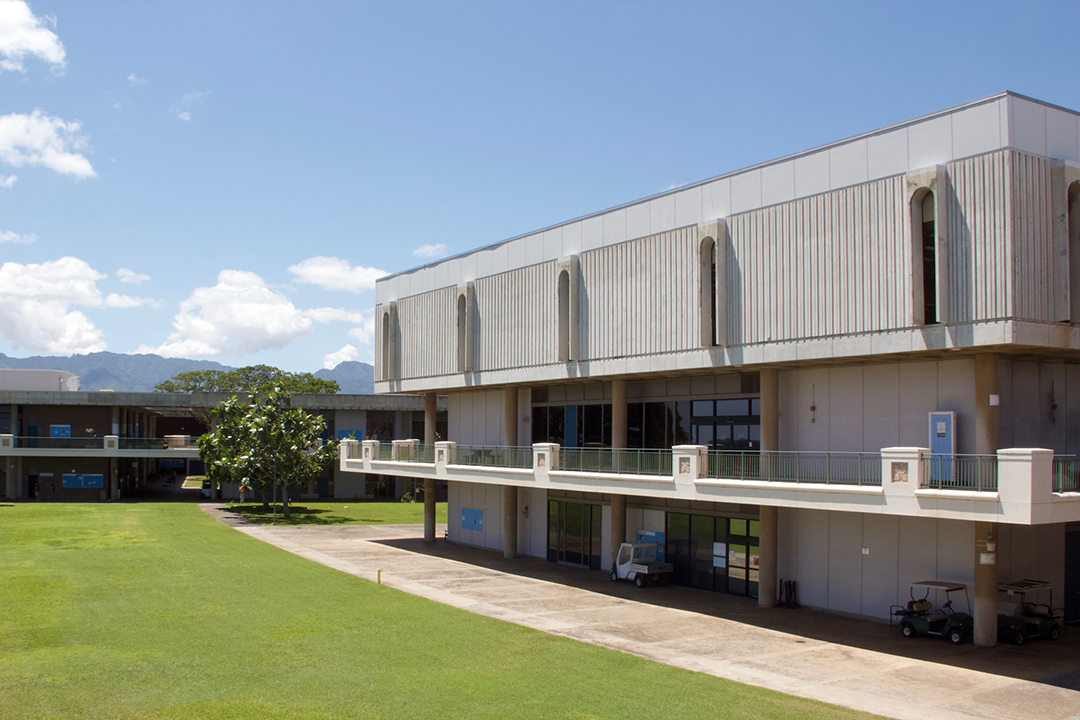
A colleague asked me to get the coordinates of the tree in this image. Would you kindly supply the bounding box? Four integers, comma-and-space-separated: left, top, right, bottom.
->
198, 387, 338, 520
156, 365, 339, 395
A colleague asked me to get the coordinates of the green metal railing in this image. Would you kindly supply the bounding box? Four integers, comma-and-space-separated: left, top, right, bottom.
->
374, 443, 393, 461
559, 448, 673, 476
920, 454, 998, 491
453, 445, 533, 469
707, 450, 882, 486
1053, 456, 1080, 492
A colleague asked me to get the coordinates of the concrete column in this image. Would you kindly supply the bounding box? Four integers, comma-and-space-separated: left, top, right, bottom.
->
109, 458, 118, 500
611, 379, 627, 449
973, 521, 999, 646
503, 387, 517, 447
424, 392, 438, 544
4, 457, 12, 499
974, 354, 1000, 456
503, 485, 518, 559
758, 369, 779, 608
758, 506, 778, 608
610, 494, 627, 568
759, 369, 779, 452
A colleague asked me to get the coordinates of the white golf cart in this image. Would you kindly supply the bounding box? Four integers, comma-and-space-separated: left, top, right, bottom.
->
610, 542, 674, 588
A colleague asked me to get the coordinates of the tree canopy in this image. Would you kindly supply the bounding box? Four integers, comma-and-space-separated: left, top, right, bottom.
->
155, 364, 339, 395
198, 387, 338, 520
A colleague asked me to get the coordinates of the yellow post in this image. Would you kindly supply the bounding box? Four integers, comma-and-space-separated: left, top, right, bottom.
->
377, 569, 382, 584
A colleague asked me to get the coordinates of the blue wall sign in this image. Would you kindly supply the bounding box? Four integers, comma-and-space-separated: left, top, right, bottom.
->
62, 473, 104, 488
50, 425, 71, 438
461, 508, 483, 531
637, 530, 666, 561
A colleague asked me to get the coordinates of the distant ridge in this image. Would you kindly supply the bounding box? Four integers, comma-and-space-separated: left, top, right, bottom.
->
0, 352, 232, 392
314, 361, 375, 394
0, 352, 376, 394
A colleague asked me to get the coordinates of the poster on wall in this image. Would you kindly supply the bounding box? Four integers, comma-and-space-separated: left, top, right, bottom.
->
713, 542, 727, 568
62, 474, 104, 488
50, 425, 71, 438
461, 508, 483, 531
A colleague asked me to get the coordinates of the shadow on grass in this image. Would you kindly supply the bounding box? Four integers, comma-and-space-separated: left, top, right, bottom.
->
225, 505, 365, 526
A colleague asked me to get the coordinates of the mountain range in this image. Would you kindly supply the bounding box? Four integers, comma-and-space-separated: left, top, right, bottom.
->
0, 352, 375, 394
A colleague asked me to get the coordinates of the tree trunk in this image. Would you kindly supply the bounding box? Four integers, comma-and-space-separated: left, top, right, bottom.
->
261, 485, 269, 509
283, 486, 291, 519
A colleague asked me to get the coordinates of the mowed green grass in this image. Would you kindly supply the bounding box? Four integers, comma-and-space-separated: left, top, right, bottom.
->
224, 501, 449, 526
0, 504, 881, 720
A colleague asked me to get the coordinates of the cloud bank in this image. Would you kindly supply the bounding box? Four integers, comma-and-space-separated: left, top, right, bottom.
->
0, 0, 65, 74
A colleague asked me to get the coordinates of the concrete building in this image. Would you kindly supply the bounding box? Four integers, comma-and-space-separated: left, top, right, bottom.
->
340, 91, 1080, 646
1, 390, 445, 502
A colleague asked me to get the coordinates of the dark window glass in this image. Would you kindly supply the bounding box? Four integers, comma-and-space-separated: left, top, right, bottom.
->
694, 424, 714, 447
627, 403, 644, 448
690, 515, 715, 590
666, 513, 691, 586
644, 402, 667, 449
692, 400, 714, 417
563, 405, 576, 448
673, 401, 691, 445
733, 425, 750, 449
750, 398, 760, 415
532, 406, 548, 444
582, 404, 603, 447
602, 403, 612, 448
716, 399, 749, 416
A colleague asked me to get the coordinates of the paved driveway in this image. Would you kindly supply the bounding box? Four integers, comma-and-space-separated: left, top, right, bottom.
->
203, 505, 1080, 720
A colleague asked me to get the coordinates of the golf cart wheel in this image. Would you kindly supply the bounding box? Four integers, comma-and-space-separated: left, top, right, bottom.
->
634, 575, 646, 588
1012, 630, 1025, 646
611, 570, 618, 582
901, 622, 916, 638
948, 629, 964, 645
1049, 626, 1061, 641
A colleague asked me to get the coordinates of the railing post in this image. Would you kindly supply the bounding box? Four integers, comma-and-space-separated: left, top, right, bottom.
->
104, 435, 119, 451
361, 440, 378, 470
339, 438, 359, 469
434, 441, 457, 475
673, 445, 707, 495
998, 448, 1053, 524
0, 434, 12, 451
391, 439, 418, 462
533, 442, 559, 475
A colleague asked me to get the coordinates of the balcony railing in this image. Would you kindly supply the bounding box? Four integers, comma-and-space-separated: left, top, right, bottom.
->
706, 450, 882, 486
919, 454, 998, 491
120, 438, 171, 450
11, 436, 104, 449
560, 448, 672, 476
454, 445, 533, 469
375, 443, 393, 461
1054, 456, 1080, 492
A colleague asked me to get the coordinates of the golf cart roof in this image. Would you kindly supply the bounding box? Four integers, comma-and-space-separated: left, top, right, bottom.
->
998, 579, 1052, 593
911, 581, 967, 591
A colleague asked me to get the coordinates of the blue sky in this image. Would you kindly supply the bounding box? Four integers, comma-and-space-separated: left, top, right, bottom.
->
1, 0, 1078, 372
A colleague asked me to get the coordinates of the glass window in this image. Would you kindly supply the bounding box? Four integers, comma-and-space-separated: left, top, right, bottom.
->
673, 401, 691, 445
694, 424, 714, 447
582, 404, 603, 447
730, 518, 747, 536
749, 520, 760, 538
692, 400, 714, 417
602, 404, 612, 448
627, 403, 643, 449
716, 399, 749, 416
563, 405, 577, 448
644, 403, 667, 449
532, 406, 548, 444
750, 398, 760, 416
550, 406, 565, 446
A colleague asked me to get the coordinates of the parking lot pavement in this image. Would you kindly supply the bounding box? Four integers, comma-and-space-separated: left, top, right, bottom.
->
203, 504, 1080, 720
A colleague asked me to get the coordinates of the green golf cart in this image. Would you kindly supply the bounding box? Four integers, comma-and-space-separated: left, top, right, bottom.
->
890, 581, 973, 644
996, 579, 1064, 645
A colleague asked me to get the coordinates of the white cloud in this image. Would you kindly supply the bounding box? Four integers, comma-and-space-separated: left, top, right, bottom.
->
0, 109, 95, 178
0, 0, 65, 74
117, 267, 150, 284
0, 257, 106, 354
0, 229, 34, 243
112, 101, 121, 110
413, 243, 448, 258
347, 315, 376, 345
303, 307, 368, 324
103, 293, 161, 309
127, 73, 145, 86
323, 344, 358, 369
288, 256, 386, 293
138, 269, 313, 358
172, 91, 209, 122
0, 174, 16, 188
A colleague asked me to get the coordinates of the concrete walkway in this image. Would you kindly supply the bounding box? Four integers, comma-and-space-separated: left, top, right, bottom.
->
202, 504, 1080, 720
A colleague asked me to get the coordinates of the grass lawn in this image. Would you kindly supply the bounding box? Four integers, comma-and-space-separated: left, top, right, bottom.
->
181, 478, 204, 490
223, 501, 449, 526
0, 503, 883, 720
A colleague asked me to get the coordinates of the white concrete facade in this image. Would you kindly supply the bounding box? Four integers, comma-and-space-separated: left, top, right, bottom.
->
350, 93, 1080, 635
